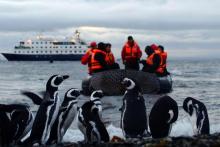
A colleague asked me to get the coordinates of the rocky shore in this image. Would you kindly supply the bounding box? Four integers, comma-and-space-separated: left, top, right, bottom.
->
52, 133, 220, 147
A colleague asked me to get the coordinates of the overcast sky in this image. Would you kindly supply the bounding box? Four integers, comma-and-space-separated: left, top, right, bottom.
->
0, 0, 220, 59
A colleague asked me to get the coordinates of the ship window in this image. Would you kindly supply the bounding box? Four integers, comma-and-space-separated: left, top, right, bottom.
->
65, 51, 67, 53
45, 51, 47, 53
32, 42, 34, 44
50, 47, 52, 48
74, 51, 77, 53
27, 51, 29, 53
32, 47, 34, 48
41, 47, 43, 49
36, 51, 38, 53
56, 47, 58, 48
79, 46, 81, 48
70, 46, 72, 48
56, 51, 58, 53
74, 46, 76, 48
45, 47, 47, 48
31, 51, 34, 53
18, 51, 20, 53
45, 42, 47, 44
41, 42, 43, 44
36, 42, 38, 44
41, 51, 43, 53
65, 46, 67, 48
53, 46, 55, 48
79, 51, 81, 53
84, 50, 86, 53
61, 46, 62, 49
60, 51, 62, 53
50, 51, 52, 53
70, 51, 72, 53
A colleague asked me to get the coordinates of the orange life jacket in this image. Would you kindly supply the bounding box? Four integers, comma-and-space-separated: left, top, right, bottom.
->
146, 52, 165, 73
161, 52, 167, 63
90, 49, 106, 71
156, 51, 167, 74
124, 42, 139, 59
105, 52, 115, 65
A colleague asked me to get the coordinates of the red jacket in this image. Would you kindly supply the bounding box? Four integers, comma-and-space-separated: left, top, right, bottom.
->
121, 41, 142, 63
81, 48, 92, 65
81, 48, 93, 74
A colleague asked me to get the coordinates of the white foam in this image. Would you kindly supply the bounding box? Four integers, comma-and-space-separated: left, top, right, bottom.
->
63, 121, 220, 143
170, 117, 194, 137
62, 124, 124, 143
107, 124, 125, 140
63, 129, 84, 142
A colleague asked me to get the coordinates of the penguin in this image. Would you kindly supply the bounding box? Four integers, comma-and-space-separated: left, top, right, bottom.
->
90, 90, 103, 119
120, 78, 148, 139
47, 88, 81, 144
149, 96, 178, 139
0, 104, 33, 146
77, 90, 109, 143
183, 97, 210, 135
22, 74, 69, 145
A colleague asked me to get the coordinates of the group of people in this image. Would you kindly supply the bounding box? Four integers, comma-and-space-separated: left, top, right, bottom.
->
81, 42, 119, 74
81, 36, 169, 77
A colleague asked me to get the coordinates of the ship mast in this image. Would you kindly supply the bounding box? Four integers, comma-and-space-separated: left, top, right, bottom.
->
75, 30, 81, 42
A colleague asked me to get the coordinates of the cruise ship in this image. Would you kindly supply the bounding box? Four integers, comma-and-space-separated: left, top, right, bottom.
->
1, 30, 88, 61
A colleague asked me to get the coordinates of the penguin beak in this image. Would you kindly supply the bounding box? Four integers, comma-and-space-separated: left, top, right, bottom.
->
62, 75, 69, 80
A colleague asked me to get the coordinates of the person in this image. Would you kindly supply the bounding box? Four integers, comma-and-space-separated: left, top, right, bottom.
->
90, 42, 108, 74
81, 42, 97, 75
140, 46, 161, 73
105, 43, 120, 69
121, 36, 142, 70
158, 45, 169, 76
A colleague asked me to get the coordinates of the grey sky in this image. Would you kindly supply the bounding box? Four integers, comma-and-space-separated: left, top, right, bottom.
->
0, 0, 220, 59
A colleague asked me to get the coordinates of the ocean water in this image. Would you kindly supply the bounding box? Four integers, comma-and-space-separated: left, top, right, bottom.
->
0, 59, 220, 142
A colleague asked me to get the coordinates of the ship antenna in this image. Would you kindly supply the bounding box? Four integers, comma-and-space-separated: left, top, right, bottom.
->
75, 30, 81, 42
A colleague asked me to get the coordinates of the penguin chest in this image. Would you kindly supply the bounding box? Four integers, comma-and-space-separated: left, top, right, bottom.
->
60, 105, 78, 135
121, 96, 147, 131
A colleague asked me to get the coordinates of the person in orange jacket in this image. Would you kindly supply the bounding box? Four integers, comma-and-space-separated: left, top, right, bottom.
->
158, 45, 169, 76
140, 46, 161, 73
81, 42, 97, 75
121, 36, 142, 70
90, 42, 108, 74
105, 43, 120, 69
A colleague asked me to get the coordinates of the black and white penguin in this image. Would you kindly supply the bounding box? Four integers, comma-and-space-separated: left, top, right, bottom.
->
90, 90, 103, 118
183, 97, 210, 135
23, 74, 69, 145
120, 78, 148, 139
47, 88, 81, 144
77, 90, 109, 143
0, 104, 33, 145
149, 96, 178, 139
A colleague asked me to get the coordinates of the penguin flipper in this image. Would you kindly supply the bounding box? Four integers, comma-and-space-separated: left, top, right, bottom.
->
45, 100, 54, 106
21, 91, 43, 105
0, 104, 29, 112
60, 106, 68, 112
